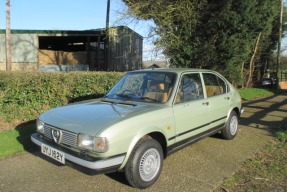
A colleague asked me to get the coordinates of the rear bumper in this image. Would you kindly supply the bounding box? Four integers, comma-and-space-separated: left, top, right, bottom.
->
31, 133, 125, 173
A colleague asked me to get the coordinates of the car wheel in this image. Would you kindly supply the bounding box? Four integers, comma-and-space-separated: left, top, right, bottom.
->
221, 111, 238, 140
124, 137, 163, 189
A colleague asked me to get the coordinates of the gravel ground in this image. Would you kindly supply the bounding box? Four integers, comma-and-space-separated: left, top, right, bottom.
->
0, 94, 286, 192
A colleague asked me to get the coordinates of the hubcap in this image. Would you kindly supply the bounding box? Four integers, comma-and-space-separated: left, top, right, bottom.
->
139, 148, 161, 182
230, 116, 238, 135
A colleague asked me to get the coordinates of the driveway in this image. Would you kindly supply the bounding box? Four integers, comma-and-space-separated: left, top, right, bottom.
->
1, 94, 287, 192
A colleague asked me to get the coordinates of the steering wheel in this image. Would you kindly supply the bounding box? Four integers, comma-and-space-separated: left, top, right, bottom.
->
122, 89, 138, 97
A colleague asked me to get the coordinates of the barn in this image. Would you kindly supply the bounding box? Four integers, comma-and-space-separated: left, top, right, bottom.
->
0, 26, 143, 71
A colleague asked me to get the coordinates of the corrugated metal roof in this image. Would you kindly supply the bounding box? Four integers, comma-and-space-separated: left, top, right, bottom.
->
0, 29, 102, 35
0, 26, 143, 37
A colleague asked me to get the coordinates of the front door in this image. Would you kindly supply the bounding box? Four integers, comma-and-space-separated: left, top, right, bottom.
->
172, 73, 211, 142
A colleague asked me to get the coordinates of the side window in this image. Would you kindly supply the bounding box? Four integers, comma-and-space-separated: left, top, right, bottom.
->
175, 73, 203, 104
203, 73, 227, 97
143, 73, 176, 103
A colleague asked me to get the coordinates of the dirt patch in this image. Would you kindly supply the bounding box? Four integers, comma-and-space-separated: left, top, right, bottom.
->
0, 119, 9, 132
0, 118, 30, 132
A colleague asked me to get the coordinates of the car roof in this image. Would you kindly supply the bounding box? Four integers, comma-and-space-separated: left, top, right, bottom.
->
129, 68, 216, 75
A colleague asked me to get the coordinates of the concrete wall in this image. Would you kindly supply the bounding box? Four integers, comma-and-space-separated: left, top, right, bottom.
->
39, 64, 89, 72
0, 33, 38, 71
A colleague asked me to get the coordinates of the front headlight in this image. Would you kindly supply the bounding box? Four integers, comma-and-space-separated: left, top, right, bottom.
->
78, 133, 109, 153
36, 119, 45, 134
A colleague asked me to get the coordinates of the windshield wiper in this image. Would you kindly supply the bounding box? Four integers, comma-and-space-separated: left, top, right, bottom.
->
101, 98, 115, 104
101, 98, 137, 106
141, 96, 158, 102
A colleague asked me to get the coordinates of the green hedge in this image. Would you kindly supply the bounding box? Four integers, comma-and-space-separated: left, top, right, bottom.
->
0, 71, 124, 122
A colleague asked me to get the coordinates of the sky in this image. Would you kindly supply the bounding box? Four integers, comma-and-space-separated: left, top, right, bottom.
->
0, 0, 124, 30
0, 0, 158, 61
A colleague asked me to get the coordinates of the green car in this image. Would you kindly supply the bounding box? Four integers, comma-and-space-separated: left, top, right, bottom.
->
31, 68, 244, 189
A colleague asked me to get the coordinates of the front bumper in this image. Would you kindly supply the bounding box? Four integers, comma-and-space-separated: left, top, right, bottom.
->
31, 133, 125, 173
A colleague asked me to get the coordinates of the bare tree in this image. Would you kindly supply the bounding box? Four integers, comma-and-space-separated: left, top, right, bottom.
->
6, 0, 12, 71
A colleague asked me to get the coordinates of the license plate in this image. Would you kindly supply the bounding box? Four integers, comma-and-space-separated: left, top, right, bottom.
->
41, 144, 65, 164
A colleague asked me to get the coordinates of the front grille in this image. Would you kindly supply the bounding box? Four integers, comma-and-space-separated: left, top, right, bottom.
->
43, 124, 78, 147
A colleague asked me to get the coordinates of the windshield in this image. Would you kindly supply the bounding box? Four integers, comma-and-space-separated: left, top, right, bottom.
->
105, 71, 177, 103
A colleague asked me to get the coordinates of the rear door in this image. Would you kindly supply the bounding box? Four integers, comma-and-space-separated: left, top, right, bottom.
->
202, 72, 231, 128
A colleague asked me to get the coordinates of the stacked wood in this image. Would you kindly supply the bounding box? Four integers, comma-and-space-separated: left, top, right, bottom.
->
39, 50, 87, 65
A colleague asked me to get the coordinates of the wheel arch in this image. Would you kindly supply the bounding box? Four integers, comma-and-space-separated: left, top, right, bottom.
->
119, 130, 168, 170
232, 107, 240, 118
224, 107, 240, 130
147, 132, 168, 158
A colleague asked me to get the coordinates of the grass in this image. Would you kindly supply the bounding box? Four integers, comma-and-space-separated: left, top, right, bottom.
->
238, 88, 275, 101
0, 130, 25, 158
0, 121, 36, 159
238, 87, 287, 101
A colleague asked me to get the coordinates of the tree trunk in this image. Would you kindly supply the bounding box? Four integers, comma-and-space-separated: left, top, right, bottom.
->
6, 0, 12, 71
246, 32, 262, 88
241, 61, 245, 88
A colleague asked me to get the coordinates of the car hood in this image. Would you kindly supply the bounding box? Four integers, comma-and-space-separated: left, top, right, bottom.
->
40, 99, 162, 135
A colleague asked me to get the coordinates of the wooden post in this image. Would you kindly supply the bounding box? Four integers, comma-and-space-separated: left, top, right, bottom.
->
86, 36, 91, 70
5, 0, 12, 71
105, 0, 110, 71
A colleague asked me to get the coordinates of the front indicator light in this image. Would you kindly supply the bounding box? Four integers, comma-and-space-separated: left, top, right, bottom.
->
78, 134, 109, 153
94, 137, 109, 152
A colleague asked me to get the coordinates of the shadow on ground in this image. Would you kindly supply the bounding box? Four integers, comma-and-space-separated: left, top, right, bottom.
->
240, 92, 287, 137
15, 120, 38, 153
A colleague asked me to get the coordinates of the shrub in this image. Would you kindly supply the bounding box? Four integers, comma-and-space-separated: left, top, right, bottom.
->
0, 71, 124, 123
276, 126, 287, 143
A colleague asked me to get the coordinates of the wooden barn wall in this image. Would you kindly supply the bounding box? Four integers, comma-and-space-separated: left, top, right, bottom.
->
109, 28, 143, 71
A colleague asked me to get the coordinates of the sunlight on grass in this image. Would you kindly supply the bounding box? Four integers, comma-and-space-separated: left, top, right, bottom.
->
0, 123, 36, 158
0, 130, 25, 158
238, 88, 274, 100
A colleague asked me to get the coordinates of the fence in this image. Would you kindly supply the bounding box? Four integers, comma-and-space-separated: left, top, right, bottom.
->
279, 71, 287, 81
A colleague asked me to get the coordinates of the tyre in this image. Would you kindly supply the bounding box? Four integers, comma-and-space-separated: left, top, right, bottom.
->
221, 111, 238, 140
124, 137, 163, 189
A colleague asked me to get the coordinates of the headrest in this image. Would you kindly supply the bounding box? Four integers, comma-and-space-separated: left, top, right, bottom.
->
150, 82, 164, 91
